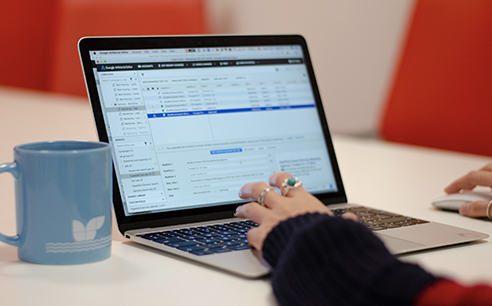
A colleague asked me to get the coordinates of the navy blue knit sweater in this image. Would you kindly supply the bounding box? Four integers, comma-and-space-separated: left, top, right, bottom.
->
262, 213, 438, 306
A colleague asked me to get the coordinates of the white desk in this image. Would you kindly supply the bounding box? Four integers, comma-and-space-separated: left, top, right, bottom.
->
1, 87, 491, 305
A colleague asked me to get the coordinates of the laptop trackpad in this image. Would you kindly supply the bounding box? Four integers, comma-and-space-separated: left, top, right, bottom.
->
376, 233, 425, 254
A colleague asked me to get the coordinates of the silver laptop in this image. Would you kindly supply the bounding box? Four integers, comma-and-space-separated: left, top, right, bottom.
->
78, 35, 488, 278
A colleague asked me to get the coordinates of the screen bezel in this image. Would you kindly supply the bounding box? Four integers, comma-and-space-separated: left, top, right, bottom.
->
78, 35, 348, 234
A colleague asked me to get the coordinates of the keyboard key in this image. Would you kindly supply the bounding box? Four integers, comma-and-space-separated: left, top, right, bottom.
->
154, 237, 185, 244
198, 232, 222, 238
369, 226, 385, 231
179, 235, 202, 240
177, 245, 205, 252
176, 229, 194, 235
167, 241, 201, 248
380, 223, 402, 229
214, 230, 236, 235
189, 249, 214, 256
410, 219, 430, 224
159, 232, 179, 238
242, 221, 258, 227
196, 238, 220, 244
228, 223, 247, 229
377, 217, 411, 223
231, 228, 249, 233
139, 234, 161, 240
234, 239, 249, 244
221, 241, 240, 247
373, 214, 392, 219
227, 244, 251, 251
346, 207, 368, 212
209, 247, 232, 253
210, 225, 228, 231
194, 227, 213, 233
201, 242, 223, 249
358, 216, 378, 221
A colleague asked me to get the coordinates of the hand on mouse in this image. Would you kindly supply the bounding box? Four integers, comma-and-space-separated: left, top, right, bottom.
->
445, 163, 492, 218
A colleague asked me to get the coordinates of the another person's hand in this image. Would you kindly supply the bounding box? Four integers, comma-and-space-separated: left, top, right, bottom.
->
445, 163, 492, 218
236, 172, 356, 250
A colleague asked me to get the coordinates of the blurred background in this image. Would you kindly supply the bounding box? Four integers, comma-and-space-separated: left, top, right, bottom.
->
2, 0, 491, 156
207, 0, 413, 138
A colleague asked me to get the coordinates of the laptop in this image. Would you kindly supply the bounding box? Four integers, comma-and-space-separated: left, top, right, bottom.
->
78, 35, 488, 278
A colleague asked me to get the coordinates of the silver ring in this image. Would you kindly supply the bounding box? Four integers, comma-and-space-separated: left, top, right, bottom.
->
258, 187, 273, 206
280, 177, 302, 196
487, 200, 492, 219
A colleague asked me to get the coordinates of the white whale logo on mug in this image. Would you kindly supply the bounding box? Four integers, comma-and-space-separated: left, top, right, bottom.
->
73, 216, 105, 241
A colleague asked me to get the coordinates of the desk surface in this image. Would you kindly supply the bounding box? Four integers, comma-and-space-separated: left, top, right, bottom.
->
1, 87, 491, 305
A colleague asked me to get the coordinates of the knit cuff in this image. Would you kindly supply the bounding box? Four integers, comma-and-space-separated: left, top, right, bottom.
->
263, 213, 438, 306
262, 213, 328, 268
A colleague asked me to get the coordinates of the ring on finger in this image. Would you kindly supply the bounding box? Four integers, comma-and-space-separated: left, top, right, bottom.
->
258, 187, 273, 206
280, 177, 302, 196
487, 200, 492, 219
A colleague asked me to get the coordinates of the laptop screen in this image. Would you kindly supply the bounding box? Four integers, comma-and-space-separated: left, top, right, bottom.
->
81, 36, 344, 221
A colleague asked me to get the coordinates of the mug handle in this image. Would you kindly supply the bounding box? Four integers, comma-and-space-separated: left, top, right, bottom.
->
0, 163, 20, 247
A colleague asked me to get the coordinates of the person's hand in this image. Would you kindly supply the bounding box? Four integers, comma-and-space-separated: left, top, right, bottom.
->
235, 172, 356, 250
444, 163, 492, 218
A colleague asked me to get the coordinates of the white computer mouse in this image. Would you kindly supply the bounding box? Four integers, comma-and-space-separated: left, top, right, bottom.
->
432, 190, 492, 212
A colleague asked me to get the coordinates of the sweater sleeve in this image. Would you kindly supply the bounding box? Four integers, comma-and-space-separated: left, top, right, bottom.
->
415, 279, 492, 305
262, 213, 438, 306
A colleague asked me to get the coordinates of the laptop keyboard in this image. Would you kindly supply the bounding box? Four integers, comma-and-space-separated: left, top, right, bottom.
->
138, 207, 428, 256
332, 206, 429, 231
137, 220, 257, 256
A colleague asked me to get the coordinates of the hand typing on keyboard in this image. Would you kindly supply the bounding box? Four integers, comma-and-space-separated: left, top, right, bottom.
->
235, 172, 357, 250
237, 172, 492, 306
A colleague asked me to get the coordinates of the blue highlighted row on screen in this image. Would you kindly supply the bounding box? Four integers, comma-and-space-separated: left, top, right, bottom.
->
147, 104, 315, 118
210, 148, 242, 155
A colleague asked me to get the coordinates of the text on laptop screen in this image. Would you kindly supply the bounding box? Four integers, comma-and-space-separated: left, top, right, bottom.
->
89, 45, 338, 216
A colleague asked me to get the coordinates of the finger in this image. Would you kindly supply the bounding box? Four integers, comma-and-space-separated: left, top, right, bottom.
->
341, 212, 358, 222
479, 163, 492, 172
245, 227, 265, 250
238, 182, 282, 208
459, 201, 491, 218
238, 182, 269, 200
269, 172, 305, 197
444, 170, 492, 194
235, 202, 271, 224
269, 172, 295, 188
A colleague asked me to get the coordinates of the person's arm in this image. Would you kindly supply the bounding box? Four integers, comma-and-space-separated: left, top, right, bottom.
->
262, 213, 437, 306
236, 172, 492, 305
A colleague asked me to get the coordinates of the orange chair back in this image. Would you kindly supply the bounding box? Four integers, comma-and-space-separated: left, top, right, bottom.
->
49, 0, 209, 97
380, 0, 492, 156
0, 0, 208, 97
0, 2, 57, 92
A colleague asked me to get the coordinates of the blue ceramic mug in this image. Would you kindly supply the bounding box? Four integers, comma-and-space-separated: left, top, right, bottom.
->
0, 141, 112, 264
